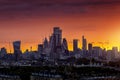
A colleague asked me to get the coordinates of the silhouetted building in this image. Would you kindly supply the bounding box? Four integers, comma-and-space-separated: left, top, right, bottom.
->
82, 36, 87, 54
112, 47, 118, 59
38, 44, 43, 57
73, 39, 78, 52
13, 41, 22, 61
49, 27, 62, 61
53, 27, 62, 47
43, 37, 49, 49
88, 43, 92, 57
107, 50, 114, 62
0, 47, 7, 59
82, 36, 87, 50
62, 38, 68, 53
92, 46, 102, 59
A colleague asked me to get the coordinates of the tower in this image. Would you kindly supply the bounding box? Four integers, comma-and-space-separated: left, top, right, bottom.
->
49, 27, 62, 61
88, 43, 92, 57
82, 36, 87, 54
62, 38, 68, 53
13, 41, 22, 61
82, 36, 87, 50
73, 39, 78, 52
62, 38, 68, 50
53, 27, 62, 47
0, 47, 7, 59
43, 37, 49, 49
38, 44, 43, 56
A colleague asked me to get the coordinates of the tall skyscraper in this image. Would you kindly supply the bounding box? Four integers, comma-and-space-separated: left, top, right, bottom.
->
49, 27, 62, 61
73, 39, 78, 52
13, 41, 22, 61
82, 36, 87, 50
82, 36, 87, 54
62, 38, 68, 50
53, 27, 62, 47
88, 43, 92, 56
62, 38, 68, 53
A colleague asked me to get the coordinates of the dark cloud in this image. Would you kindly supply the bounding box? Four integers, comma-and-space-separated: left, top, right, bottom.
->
0, 0, 119, 20
0, 0, 120, 10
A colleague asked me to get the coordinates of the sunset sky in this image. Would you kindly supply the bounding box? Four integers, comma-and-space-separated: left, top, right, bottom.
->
0, 0, 120, 52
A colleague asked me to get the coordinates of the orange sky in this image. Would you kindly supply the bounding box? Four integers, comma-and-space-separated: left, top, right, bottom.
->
0, 0, 120, 52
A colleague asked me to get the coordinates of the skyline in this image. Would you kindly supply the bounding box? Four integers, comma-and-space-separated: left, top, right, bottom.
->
0, 27, 120, 53
1, 0, 120, 52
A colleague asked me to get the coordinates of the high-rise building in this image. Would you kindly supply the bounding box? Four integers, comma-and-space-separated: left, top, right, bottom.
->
88, 43, 92, 57
53, 27, 62, 47
13, 41, 22, 61
43, 37, 49, 49
38, 44, 43, 55
82, 36, 88, 57
107, 50, 114, 62
62, 38, 69, 54
112, 47, 118, 59
49, 27, 62, 61
73, 39, 78, 52
82, 36, 87, 50
0, 47, 7, 58
92, 46, 102, 59
62, 38, 68, 50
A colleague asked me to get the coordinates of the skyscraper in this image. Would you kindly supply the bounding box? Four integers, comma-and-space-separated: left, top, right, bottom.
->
82, 36, 87, 54
53, 27, 62, 47
73, 39, 78, 52
112, 47, 118, 59
13, 41, 22, 61
62, 38, 68, 50
49, 27, 62, 61
82, 36, 87, 50
0, 47, 7, 59
43, 37, 49, 49
38, 44, 43, 55
88, 43, 92, 57
62, 38, 68, 54
92, 46, 102, 59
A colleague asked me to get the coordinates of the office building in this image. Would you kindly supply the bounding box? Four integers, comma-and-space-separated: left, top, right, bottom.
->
112, 47, 118, 59
38, 44, 43, 55
82, 36, 87, 55
43, 37, 49, 49
73, 39, 78, 52
88, 43, 92, 57
62, 38, 68, 53
13, 41, 22, 61
82, 36, 87, 51
0, 47, 7, 58
49, 27, 62, 61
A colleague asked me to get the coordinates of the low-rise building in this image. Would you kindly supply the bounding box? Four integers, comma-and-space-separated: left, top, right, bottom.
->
31, 72, 63, 80
0, 74, 21, 80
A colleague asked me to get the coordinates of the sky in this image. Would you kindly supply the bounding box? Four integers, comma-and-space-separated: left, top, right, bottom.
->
0, 0, 120, 52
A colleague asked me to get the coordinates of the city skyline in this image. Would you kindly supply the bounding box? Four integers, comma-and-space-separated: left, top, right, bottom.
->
0, 27, 120, 53
0, 27, 120, 72
1, 0, 120, 52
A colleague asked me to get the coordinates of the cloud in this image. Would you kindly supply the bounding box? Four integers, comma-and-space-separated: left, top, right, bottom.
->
0, 0, 120, 10
0, 0, 119, 20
